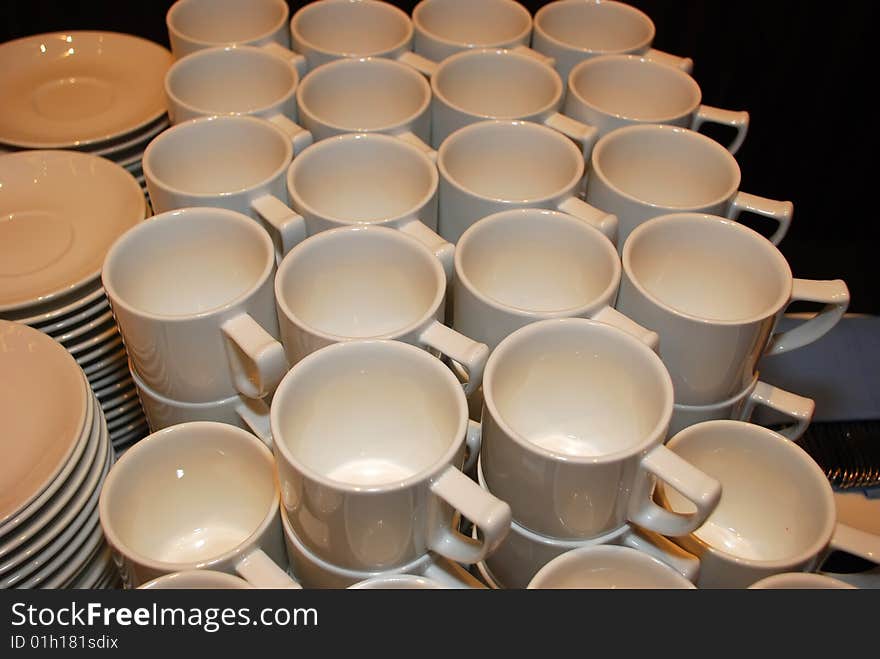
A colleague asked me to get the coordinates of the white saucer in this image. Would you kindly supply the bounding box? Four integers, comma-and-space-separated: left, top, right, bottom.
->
89, 116, 169, 159
82, 348, 127, 377
103, 396, 142, 422
32, 295, 110, 335
75, 335, 124, 368
0, 32, 171, 149
6, 283, 105, 326
89, 367, 134, 393
0, 151, 145, 314
53, 310, 114, 343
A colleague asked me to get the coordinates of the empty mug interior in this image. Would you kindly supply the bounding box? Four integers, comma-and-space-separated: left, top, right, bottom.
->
298, 59, 429, 131
458, 210, 618, 313
290, 136, 435, 221
487, 321, 670, 458
664, 422, 835, 563
535, 1, 653, 53
441, 122, 581, 201
531, 546, 692, 588
145, 117, 291, 194
293, 1, 411, 56
274, 342, 463, 488
102, 425, 276, 567
105, 210, 272, 317
167, 47, 297, 115
277, 228, 442, 338
626, 215, 791, 322
434, 51, 560, 118
170, 0, 287, 44
593, 126, 738, 207
415, 0, 531, 46
570, 56, 700, 121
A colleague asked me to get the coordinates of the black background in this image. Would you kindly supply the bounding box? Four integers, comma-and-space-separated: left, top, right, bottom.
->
1, 1, 876, 313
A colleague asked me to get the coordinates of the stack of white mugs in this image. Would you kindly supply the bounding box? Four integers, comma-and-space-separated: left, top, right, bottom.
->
5, 0, 879, 588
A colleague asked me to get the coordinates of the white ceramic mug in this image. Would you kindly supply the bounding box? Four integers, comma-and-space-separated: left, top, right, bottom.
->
475, 459, 699, 589
748, 573, 857, 589
280, 506, 484, 589
412, 0, 532, 62
290, 0, 436, 74
166, 0, 293, 60
98, 422, 297, 588
131, 366, 271, 444
437, 120, 617, 244
616, 213, 850, 405
480, 318, 721, 540
270, 339, 512, 571
533, 0, 693, 84
453, 208, 653, 352
658, 421, 880, 589
586, 124, 794, 248
528, 545, 696, 589
430, 47, 597, 157
142, 115, 311, 258
164, 44, 310, 144
669, 375, 815, 440
275, 225, 488, 395
102, 208, 287, 403
279, 132, 453, 276
565, 54, 749, 154
348, 575, 448, 589
139, 570, 254, 589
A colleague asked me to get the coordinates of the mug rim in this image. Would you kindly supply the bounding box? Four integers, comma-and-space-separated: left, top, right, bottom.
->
661, 420, 837, 571
432, 47, 563, 121
621, 213, 794, 326
142, 114, 294, 199
567, 53, 702, 123
274, 224, 447, 343
590, 124, 741, 211
286, 132, 439, 226
270, 339, 470, 494
482, 317, 674, 465
454, 208, 621, 319
164, 45, 300, 121
290, 0, 414, 59
296, 56, 431, 135
412, 0, 532, 49
102, 207, 276, 323
437, 119, 584, 204
98, 421, 280, 577
533, 0, 655, 56
167, 0, 290, 50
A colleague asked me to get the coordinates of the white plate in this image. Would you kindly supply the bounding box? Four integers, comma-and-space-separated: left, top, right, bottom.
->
64, 323, 118, 355
75, 335, 124, 367
24, 513, 103, 589
94, 375, 135, 401
31, 295, 109, 335
0, 32, 171, 149
89, 366, 133, 393
5, 284, 105, 326
82, 348, 127, 377
0, 323, 90, 526
89, 116, 169, 158
103, 396, 142, 422
100, 387, 139, 414
53, 310, 115, 343
106, 408, 145, 433
0, 395, 102, 566
0, 151, 145, 313
1, 423, 109, 586
110, 422, 150, 447
67, 542, 112, 589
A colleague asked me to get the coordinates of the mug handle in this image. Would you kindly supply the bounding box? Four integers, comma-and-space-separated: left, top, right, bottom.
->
510, 44, 556, 67
628, 444, 723, 537
398, 218, 455, 282
765, 279, 850, 355
261, 41, 309, 81
221, 313, 288, 400
235, 396, 273, 447
740, 381, 815, 440
690, 106, 749, 155
250, 194, 309, 261
828, 523, 880, 565
418, 321, 489, 397
394, 130, 437, 162
396, 50, 438, 77
235, 548, 301, 589
725, 191, 794, 245
266, 113, 314, 155
644, 48, 694, 73
556, 196, 618, 244
621, 527, 701, 583
462, 419, 482, 477
591, 305, 660, 353
428, 464, 512, 565
543, 113, 599, 163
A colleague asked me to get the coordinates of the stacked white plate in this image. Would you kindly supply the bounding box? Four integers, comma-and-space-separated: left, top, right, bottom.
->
0, 150, 150, 454
0, 31, 172, 201
0, 321, 118, 589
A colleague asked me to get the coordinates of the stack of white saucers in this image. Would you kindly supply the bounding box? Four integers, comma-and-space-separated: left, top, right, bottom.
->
0, 150, 150, 454
0, 321, 118, 589
0, 31, 172, 202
